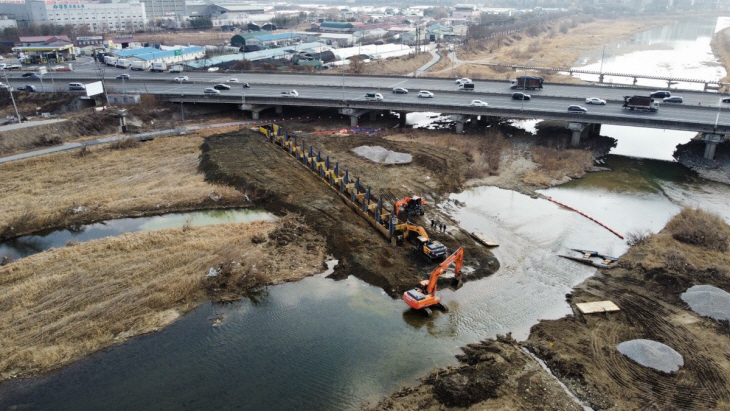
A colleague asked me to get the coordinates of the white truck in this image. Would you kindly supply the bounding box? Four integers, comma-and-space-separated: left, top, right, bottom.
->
130, 61, 150, 71
115, 58, 131, 69
150, 62, 167, 72
104, 56, 118, 66
169, 64, 184, 73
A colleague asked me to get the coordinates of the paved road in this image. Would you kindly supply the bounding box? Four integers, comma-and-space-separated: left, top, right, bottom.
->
0, 118, 65, 131
0, 120, 253, 164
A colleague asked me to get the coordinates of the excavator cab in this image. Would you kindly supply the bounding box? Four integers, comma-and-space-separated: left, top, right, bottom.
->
406, 196, 425, 216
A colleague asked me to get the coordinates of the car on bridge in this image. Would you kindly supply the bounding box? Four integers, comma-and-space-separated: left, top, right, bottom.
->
568, 105, 588, 113
213, 84, 231, 91
663, 96, 683, 104
227, 78, 239, 83
455, 78, 472, 85
116, 74, 131, 80
22, 72, 40, 78
418, 90, 434, 98
17, 85, 36, 92
281, 90, 299, 97
470, 100, 488, 107
511, 92, 531, 100
723, 97, 730, 104
392, 87, 408, 94
204, 88, 220, 94
365, 92, 384, 101
650, 90, 671, 98
585, 97, 606, 105
174, 76, 189, 82
6, 64, 21, 70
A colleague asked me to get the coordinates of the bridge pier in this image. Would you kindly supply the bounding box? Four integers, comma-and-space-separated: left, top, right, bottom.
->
275, 105, 283, 115
339, 108, 374, 129
589, 123, 601, 138
567, 122, 588, 147
599, 73, 604, 83
240, 103, 274, 120
369, 111, 377, 122
398, 111, 408, 127
702, 133, 724, 160
350, 115, 359, 128
451, 114, 467, 133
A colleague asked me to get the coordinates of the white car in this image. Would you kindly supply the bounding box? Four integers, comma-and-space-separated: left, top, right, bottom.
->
174, 76, 189, 82
585, 97, 606, 105
281, 90, 299, 97
207, 67, 220, 72
227, 78, 239, 83
204, 88, 220, 94
0, 63, 6, 70
417, 90, 434, 98
0, 83, 10, 89
455, 78, 472, 85
470, 100, 488, 107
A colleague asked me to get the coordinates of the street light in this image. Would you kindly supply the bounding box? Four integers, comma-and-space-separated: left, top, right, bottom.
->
179, 82, 185, 132
2, 69, 21, 122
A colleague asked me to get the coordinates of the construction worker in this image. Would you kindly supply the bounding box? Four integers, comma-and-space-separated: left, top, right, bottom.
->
431, 218, 436, 228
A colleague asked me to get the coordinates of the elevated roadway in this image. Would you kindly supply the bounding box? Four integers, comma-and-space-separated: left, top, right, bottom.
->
5, 70, 729, 157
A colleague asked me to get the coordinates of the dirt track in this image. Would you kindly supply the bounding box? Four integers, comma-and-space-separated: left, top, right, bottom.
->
199, 127, 499, 296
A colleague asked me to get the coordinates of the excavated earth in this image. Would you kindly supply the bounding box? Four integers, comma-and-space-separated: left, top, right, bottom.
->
199, 128, 500, 296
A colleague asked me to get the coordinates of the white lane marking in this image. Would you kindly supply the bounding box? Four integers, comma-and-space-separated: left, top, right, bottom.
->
388, 79, 408, 88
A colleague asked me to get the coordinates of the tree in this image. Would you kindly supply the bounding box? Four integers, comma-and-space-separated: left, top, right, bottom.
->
190, 17, 213, 29
348, 56, 365, 74
424, 7, 449, 20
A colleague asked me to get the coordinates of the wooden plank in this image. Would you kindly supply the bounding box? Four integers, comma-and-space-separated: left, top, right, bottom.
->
576, 300, 620, 314
471, 231, 499, 247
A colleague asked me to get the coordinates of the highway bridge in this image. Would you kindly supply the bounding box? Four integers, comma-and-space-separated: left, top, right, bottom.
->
4, 70, 729, 159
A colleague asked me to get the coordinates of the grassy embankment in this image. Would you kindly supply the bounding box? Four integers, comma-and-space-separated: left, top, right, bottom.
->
429, 15, 676, 81
385, 129, 593, 189
0, 130, 249, 241
710, 26, 730, 86
0, 215, 327, 381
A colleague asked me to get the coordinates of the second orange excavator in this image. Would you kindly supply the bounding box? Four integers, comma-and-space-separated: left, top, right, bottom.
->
403, 247, 464, 317
394, 195, 426, 217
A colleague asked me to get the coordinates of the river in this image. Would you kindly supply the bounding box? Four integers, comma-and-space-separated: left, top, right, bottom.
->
2, 17, 730, 411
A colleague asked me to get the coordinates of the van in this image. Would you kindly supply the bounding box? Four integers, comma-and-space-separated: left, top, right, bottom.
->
68, 83, 85, 91
365, 92, 383, 101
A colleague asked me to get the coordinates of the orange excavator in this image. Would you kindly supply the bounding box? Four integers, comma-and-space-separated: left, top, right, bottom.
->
403, 247, 464, 316
395, 222, 447, 261
394, 195, 426, 217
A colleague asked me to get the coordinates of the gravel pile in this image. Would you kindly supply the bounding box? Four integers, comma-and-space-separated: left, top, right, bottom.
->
617, 339, 684, 373
352, 145, 412, 164
681, 284, 730, 321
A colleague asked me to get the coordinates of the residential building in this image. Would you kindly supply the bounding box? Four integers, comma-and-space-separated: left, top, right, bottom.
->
24, 0, 147, 33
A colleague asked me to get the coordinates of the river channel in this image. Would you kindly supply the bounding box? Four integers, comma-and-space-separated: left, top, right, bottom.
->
2, 17, 730, 411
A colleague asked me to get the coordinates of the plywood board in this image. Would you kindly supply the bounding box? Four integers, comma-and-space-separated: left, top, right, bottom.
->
471, 232, 499, 247
576, 300, 620, 314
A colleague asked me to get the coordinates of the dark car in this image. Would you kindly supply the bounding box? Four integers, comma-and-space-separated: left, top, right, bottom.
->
213, 84, 231, 91
650, 90, 671, 98
567, 105, 588, 113
722, 97, 730, 103
242, 82, 250, 88
17, 85, 36, 92
116, 74, 131, 80
663, 96, 683, 104
512, 92, 531, 100
392, 87, 408, 94
22, 72, 40, 78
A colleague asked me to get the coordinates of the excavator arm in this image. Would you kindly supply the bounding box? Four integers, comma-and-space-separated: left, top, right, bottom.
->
425, 247, 463, 296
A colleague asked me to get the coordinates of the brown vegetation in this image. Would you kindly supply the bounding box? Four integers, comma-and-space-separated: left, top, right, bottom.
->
0, 216, 327, 381
522, 146, 593, 186
711, 27, 730, 85
0, 134, 248, 240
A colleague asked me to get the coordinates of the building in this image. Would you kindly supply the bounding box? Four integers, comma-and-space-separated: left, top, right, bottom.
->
0, 14, 17, 28
114, 45, 205, 64
244, 32, 301, 47
23, 0, 147, 33
318, 21, 353, 33
452, 4, 479, 20
15, 35, 75, 63
140, 0, 186, 21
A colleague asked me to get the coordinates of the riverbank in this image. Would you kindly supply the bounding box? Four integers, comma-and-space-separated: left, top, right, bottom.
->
375, 208, 730, 410
0, 132, 250, 242
711, 26, 730, 85
0, 216, 327, 382
198, 127, 501, 296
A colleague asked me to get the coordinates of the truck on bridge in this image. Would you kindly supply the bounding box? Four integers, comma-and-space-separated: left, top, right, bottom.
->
511, 75, 543, 90
623, 95, 659, 112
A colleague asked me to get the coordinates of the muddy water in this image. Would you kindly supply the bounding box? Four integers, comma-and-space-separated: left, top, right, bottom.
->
0, 209, 276, 261
572, 17, 730, 89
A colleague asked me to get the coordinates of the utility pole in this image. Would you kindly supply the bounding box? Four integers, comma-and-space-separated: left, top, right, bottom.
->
180, 82, 185, 132
3, 70, 21, 122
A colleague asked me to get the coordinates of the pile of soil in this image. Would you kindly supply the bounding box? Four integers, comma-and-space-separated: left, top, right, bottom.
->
198, 128, 499, 296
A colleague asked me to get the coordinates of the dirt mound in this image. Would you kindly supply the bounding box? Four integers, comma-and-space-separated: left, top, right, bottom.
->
198, 129, 499, 296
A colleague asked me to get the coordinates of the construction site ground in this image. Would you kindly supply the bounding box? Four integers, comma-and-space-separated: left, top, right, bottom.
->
199, 127, 500, 296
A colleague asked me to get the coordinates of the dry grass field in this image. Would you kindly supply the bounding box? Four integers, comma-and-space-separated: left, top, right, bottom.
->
0, 216, 327, 381
0, 132, 248, 240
